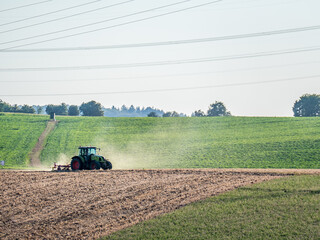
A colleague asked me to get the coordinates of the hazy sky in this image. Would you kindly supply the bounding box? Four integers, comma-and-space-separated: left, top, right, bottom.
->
0, 0, 319, 116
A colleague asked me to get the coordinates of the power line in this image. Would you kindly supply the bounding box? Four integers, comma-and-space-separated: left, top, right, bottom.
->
0, 0, 52, 13
0, 0, 193, 45
0, 45, 319, 72
1, 74, 319, 97
0, 0, 224, 50
1, 24, 320, 52
0, 60, 318, 83
0, 0, 102, 27
0, 0, 134, 34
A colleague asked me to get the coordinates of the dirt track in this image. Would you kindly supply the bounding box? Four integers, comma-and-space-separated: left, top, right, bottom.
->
0, 169, 316, 239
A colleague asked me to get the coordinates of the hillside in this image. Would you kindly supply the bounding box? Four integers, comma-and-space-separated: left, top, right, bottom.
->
1, 113, 319, 169
0, 113, 48, 168
41, 116, 320, 169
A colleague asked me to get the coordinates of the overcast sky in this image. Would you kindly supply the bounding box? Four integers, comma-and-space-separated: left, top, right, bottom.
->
0, 0, 319, 116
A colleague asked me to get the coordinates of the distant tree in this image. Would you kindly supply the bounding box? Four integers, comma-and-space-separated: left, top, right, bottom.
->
20, 105, 35, 114
36, 106, 43, 114
0, 99, 11, 112
45, 103, 67, 115
207, 101, 231, 117
121, 105, 128, 112
147, 112, 158, 117
10, 104, 20, 112
68, 105, 80, 116
80, 100, 103, 116
293, 94, 320, 117
192, 110, 205, 117
162, 111, 180, 117
128, 105, 135, 113
162, 112, 171, 117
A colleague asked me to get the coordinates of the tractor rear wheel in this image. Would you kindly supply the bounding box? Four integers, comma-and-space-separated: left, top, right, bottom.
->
71, 158, 83, 170
90, 161, 100, 170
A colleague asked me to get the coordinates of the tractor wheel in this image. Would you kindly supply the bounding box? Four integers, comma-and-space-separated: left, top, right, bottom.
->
106, 160, 112, 170
71, 158, 82, 171
90, 161, 101, 170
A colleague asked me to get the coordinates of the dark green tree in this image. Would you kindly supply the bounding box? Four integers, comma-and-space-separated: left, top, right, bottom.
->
68, 105, 80, 116
80, 100, 104, 116
147, 112, 158, 117
207, 101, 231, 117
46, 103, 67, 115
293, 94, 320, 117
0, 99, 11, 112
192, 110, 205, 117
162, 111, 180, 117
36, 106, 43, 114
20, 105, 35, 114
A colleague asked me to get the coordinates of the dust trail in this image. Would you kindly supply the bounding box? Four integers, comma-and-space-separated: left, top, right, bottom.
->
93, 118, 199, 169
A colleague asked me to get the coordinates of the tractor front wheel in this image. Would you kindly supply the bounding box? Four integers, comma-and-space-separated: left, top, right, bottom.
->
105, 160, 112, 170
90, 161, 101, 170
71, 158, 83, 171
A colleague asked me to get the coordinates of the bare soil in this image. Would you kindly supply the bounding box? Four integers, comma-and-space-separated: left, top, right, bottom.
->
0, 169, 318, 240
29, 120, 57, 167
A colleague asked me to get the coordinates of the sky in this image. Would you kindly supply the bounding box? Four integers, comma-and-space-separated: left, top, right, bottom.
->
0, 0, 319, 116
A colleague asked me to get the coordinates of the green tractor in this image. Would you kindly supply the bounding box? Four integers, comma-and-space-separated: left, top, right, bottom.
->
70, 146, 112, 171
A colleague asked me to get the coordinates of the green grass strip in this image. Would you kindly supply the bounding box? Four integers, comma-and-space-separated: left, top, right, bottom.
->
103, 175, 320, 240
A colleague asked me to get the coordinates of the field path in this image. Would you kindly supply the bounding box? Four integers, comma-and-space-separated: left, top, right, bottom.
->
0, 169, 295, 240
29, 120, 57, 167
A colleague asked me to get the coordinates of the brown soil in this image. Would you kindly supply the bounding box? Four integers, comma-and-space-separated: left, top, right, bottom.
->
0, 169, 317, 239
29, 121, 57, 167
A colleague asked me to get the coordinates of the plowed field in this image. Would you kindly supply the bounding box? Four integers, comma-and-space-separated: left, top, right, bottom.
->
0, 169, 314, 240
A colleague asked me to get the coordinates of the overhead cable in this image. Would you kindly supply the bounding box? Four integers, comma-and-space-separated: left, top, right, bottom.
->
0, 0, 224, 50
0, 0, 134, 34
0, 60, 318, 83
1, 74, 319, 97
0, 0, 193, 45
0, 0, 52, 13
1, 24, 320, 52
0, 45, 319, 72
0, 0, 102, 27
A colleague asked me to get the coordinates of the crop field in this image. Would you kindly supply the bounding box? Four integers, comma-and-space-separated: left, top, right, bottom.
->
1, 113, 320, 169
105, 173, 320, 240
41, 116, 320, 169
0, 113, 48, 168
1, 114, 319, 239
0, 169, 293, 239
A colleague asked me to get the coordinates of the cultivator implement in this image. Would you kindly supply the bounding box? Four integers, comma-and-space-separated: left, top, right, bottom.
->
52, 162, 71, 172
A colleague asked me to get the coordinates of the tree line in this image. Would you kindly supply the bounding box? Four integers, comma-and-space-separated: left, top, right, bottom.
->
147, 101, 231, 118
0, 100, 36, 114
0, 94, 319, 117
104, 105, 165, 117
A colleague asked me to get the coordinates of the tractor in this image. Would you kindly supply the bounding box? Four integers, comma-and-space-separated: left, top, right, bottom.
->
70, 146, 112, 171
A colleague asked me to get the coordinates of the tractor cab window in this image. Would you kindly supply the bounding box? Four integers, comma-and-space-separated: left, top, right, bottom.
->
79, 148, 88, 156
88, 148, 96, 155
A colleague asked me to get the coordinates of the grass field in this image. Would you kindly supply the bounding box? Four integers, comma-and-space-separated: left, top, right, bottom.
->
40, 116, 320, 169
102, 175, 320, 240
0, 113, 48, 168
1, 113, 320, 169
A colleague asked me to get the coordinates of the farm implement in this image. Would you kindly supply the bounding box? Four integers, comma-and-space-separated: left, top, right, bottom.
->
52, 146, 112, 171
52, 162, 71, 171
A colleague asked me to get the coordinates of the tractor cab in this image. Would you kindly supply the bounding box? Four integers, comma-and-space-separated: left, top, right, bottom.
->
79, 147, 97, 156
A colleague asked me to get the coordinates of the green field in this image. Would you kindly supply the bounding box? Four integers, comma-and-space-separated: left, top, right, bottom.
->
1, 113, 319, 239
103, 175, 320, 240
0, 113, 320, 169
42, 115, 320, 169
0, 113, 48, 168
